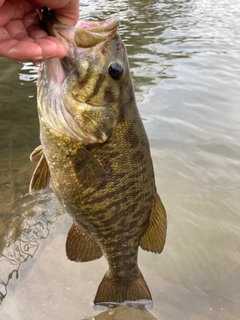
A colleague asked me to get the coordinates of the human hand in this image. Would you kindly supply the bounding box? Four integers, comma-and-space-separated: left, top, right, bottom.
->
0, 0, 79, 62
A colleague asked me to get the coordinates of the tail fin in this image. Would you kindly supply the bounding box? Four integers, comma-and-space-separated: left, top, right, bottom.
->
94, 271, 152, 307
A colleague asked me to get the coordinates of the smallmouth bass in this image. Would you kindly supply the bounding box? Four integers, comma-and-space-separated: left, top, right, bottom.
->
30, 8, 167, 308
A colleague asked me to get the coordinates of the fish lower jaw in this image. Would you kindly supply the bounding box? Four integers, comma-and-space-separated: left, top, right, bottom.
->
93, 299, 153, 311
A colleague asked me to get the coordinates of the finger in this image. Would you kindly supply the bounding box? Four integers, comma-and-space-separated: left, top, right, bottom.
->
31, 0, 79, 26
0, 0, 34, 27
0, 39, 43, 61
34, 37, 67, 58
53, 0, 79, 26
23, 11, 49, 39
0, 35, 67, 62
0, 26, 11, 42
4, 19, 29, 40
0, 25, 38, 61
22, 9, 42, 30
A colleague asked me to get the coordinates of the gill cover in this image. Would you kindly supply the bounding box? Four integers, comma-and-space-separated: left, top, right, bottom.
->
38, 10, 124, 145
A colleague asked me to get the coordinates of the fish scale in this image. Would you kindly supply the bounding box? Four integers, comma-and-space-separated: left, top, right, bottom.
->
30, 9, 166, 308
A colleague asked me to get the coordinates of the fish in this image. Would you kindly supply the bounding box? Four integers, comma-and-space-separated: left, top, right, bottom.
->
29, 8, 167, 307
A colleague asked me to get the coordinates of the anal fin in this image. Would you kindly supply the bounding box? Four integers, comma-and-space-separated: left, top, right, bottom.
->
140, 193, 167, 253
66, 221, 103, 262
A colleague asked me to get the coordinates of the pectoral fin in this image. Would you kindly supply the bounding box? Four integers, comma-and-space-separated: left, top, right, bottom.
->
70, 148, 107, 189
140, 194, 167, 253
29, 153, 51, 196
30, 145, 43, 163
66, 221, 103, 262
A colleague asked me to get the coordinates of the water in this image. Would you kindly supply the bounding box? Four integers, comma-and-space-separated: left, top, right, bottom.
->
0, 0, 240, 319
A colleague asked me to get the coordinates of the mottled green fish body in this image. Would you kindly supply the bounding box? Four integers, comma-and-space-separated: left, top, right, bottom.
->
30, 9, 167, 308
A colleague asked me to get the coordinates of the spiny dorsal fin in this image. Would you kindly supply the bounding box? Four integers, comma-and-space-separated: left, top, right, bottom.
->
66, 221, 103, 262
70, 148, 107, 189
30, 145, 43, 163
140, 193, 167, 253
29, 153, 51, 195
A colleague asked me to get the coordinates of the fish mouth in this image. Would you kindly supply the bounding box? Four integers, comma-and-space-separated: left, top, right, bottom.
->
41, 8, 119, 50
74, 18, 120, 48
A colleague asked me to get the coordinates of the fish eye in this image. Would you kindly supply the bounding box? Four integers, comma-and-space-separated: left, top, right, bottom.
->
108, 62, 124, 80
